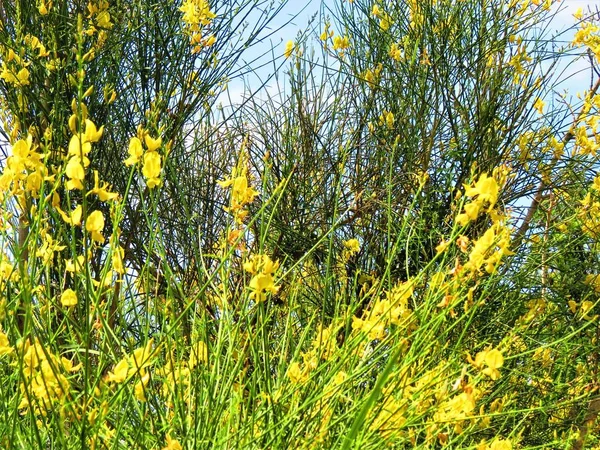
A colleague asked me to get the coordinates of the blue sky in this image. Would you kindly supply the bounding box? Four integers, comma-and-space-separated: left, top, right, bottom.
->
219, 0, 600, 109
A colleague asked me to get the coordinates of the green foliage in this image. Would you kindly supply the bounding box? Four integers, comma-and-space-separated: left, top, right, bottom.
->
1, 0, 600, 448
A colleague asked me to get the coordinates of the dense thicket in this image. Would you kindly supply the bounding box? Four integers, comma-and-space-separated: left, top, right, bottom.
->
0, 0, 599, 448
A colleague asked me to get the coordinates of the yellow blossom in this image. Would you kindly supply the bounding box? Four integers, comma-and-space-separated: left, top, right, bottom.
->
60, 288, 78, 307
343, 238, 360, 254
56, 204, 83, 226
86, 210, 105, 243
68, 134, 92, 161
124, 136, 143, 166
464, 173, 499, 207
488, 438, 513, 450
179, 0, 216, 28
163, 434, 183, 450
249, 273, 279, 302
218, 170, 259, 223
244, 254, 280, 302
65, 157, 85, 190
144, 134, 162, 152
84, 119, 104, 143
61, 357, 82, 372
96, 10, 113, 29
112, 245, 125, 274
284, 40, 294, 58
389, 42, 403, 61
88, 170, 118, 201
470, 348, 504, 380
131, 339, 155, 371
134, 372, 150, 402
287, 361, 307, 384
0, 330, 13, 356
333, 35, 350, 51
533, 97, 545, 114
436, 240, 450, 254
142, 151, 162, 188
106, 357, 130, 383
203, 34, 216, 47
38, 0, 52, 15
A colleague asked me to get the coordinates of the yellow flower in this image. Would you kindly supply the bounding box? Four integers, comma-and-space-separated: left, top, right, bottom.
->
244, 254, 280, 302
284, 40, 294, 58
131, 339, 155, 371
287, 361, 307, 384
142, 151, 162, 188
219, 172, 258, 222
162, 434, 183, 450
470, 347, 504, 380
574, 7, 584, 20
17, 68, 30, 86
243, 254, 279, 275
343, 238, 360, 254
482, 348, 504, 380
204, 34, 216, 47
363, 64, 382, 88
383, 111, 394, 128
60, 289, 78, 307
68, 134, 92, 160
463, 173, 499, 207
65, 157, 85, 190
96, 10, 113, 29
57, 204, 83, 226
488, 438, 512, 450
389, 42, 403, 61
249, 273, 279, 302
124, 136, 143, 166
86, 210, 105, 243
580, 300, 595, 320
83, 119, 104, 143
333, 35, 350, 51
134, 372, 150, 402
533, 97, 545, 115
144, 134, 162, 152
379, 13, 391, 30
435, 240, 449, 254
112, 245, 125, 274
38, 0, 52, 15
0, 329, 13, 356
106, 358, 130, 383
65, 255, 86, 273
88, 170, 119, 201
61, 357, 82, 372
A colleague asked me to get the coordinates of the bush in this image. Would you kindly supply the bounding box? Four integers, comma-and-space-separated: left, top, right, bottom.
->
0, 0, 600, 448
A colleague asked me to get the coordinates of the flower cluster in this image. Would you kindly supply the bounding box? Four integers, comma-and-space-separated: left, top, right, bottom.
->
0, 134, 48, 201
462, 223, 513, 275
573, 21, 600, 63
125, 126, 163, 189
372, 4, 392, 31
243, 254, 280, 303
456, 172, 502, 226
0, 48, 30, 87
105, 340, 156, 402
352, 280, 415, 340
17, 338, 81, 415
468, 347, 504, 380
66, 109, 104, 190
218, 141, 259, 225
179, 0, 217, 53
